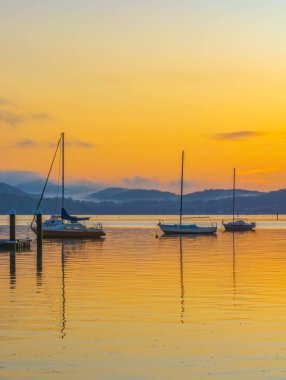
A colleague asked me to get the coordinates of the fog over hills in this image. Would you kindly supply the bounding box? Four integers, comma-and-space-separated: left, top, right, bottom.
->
16, 179, 100, 199
0, 181, 285, 215
89, 188, 178, 202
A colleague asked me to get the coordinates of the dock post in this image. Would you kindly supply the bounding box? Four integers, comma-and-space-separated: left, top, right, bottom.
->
36, 210, 43, 285
9, 209, 16, 242
36, 209, 43, 253
10, 251, 16, 289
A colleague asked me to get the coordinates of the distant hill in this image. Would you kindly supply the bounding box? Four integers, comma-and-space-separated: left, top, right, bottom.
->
0, 182, 285, 215
89, 188, 177, 202
17, 180, 59, 195
17, 179, 100, 199
185, 188, 261, 202
89, 187, 262, 203
0, 182, 28, 196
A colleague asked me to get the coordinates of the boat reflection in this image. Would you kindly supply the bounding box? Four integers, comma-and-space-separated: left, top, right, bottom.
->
232, 233, 236, 306
159, 233, 217, 324
179, 238, 185, 324
59, 238, 104, 339
159, 233, 217, 240
61, 243, 66, 339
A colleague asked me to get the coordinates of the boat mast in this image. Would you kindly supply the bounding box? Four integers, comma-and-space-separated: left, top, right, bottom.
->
61, 132, 65, 209
232, 168, 236, 222
179, 151, 184, 226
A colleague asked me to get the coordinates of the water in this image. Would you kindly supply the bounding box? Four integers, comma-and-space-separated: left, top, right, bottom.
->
1, 216, 286, 379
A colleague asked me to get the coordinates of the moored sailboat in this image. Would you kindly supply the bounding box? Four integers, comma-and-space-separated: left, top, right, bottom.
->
31, 133, 105, 239
222, 168, 256, 232
158, 151, 217, 235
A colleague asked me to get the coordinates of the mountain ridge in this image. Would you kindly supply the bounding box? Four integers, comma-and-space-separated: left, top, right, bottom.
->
0, 182, 285, 215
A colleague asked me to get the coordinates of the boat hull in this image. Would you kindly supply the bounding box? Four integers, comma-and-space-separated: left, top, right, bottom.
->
158, 224, 217, 235
31, 227, 105, 239
223, 222, 256, 232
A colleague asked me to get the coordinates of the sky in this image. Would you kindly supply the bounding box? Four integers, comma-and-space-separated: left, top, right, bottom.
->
1, 0, 286, 192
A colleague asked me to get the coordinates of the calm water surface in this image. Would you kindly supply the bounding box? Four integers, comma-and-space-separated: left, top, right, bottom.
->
1, 216, 286, 379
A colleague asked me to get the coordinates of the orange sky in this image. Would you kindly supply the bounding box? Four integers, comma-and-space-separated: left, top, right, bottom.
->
1, 1, 286, 192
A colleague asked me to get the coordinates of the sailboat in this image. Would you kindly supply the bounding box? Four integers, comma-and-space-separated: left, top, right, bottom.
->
222, 168, 256, 232
158, 151, 217, 235
31, 133, 105, 238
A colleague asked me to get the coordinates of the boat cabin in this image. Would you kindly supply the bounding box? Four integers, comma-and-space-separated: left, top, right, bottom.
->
44, 215, 63, 225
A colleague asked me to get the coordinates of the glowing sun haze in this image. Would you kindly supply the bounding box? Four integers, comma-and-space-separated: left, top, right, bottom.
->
1, 0, 286, 191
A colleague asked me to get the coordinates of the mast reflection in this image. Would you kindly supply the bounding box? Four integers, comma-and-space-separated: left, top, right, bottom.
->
9, 251, 16, 289
59, 238, 104, 339
61, 243, 66, 339
158, 234, 186, 324
232, 233, 236, 305
179, 238, 185, 324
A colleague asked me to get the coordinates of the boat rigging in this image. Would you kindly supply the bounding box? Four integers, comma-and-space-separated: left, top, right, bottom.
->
158, 151, 217, 235
31, 132, 105, 239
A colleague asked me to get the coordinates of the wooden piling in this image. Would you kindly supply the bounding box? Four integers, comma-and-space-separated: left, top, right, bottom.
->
9, 251, 16, 288
36, 209, 43, 252
9, 209, 16, 242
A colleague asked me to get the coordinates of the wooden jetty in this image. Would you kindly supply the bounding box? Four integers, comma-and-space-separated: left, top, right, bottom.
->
0, 209, 34, 252
0, 239, 32, 251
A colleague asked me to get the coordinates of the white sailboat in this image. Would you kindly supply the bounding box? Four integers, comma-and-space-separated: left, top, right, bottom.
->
31, 133, 105, 239
222, 168, 256, 232
158, 151, 217, 235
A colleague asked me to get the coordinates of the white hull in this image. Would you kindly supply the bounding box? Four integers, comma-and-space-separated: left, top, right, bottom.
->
158, 223, 217, 235
31, 226, 105, 239
31, 216, 105, 239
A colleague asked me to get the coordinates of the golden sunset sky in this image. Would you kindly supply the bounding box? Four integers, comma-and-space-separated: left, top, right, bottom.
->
1, 1, 286, 191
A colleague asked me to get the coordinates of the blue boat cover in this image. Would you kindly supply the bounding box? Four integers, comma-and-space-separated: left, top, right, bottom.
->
61, 208, 90, 222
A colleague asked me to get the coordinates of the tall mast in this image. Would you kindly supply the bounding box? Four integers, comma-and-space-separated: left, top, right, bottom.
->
232, 168, 236, 222
61, 132, 65, 209
179, 151, 184, 226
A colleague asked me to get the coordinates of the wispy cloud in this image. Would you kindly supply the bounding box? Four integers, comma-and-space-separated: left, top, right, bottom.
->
29, 113, 51, 122
210, 131, 264, 141
0, 97, 12, 105
240, 167, 283, 175
16, 139, 36, 148
0, 111, 23, 127
0, 170, 41, 185
119, 176, 193, 193
0, 110, 52, 127
122, 176, 159, 188
66, 140, 94, 148
9, 139, 94, 149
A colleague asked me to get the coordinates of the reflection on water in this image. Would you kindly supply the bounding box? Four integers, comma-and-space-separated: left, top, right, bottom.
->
61, 244, 66, 339
36, 246, 42, 288
9, 251, 16, 290
232, 233, 236, 305
2, 225, 286, 379
179, 238, 185, 324
60, 239, 104, 340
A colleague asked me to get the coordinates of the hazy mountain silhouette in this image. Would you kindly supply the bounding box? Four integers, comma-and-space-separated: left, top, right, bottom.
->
0, 182, 285, 215
89, 188, 177, 202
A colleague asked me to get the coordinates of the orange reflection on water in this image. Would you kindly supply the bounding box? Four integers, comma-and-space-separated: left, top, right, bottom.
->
1, 226, 286, 379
